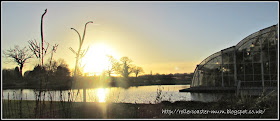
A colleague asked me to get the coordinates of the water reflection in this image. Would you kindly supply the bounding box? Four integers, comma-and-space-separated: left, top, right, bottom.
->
1, 85, 232, 103
96, 88, 108, 102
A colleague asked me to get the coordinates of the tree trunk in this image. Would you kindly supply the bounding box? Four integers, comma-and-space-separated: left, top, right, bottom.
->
19, 64, 23, 77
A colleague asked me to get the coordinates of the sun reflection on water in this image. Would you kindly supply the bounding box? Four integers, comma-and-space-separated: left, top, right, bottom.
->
97, 88, 108, 102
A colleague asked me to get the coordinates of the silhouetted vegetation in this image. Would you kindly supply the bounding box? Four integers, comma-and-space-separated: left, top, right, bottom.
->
3, 45, 33, 76
2, 67, 22, 88
2, 68, 192, 90
132, 66, 144, 78
114, 57, 134, 79
21, 59, 73, 90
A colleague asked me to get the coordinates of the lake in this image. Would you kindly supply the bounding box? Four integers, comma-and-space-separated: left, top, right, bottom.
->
2, 85, 227, 103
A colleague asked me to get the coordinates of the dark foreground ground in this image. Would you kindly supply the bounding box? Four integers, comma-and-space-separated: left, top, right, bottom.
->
2, 92, 278, 119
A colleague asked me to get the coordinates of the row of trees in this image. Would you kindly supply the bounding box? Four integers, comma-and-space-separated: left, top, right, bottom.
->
2, 45, 144, 88
105, 56, 144, 78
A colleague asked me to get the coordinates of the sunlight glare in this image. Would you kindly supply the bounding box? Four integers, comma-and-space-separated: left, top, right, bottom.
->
81, 43, 119, 75
97, 88, 108, 103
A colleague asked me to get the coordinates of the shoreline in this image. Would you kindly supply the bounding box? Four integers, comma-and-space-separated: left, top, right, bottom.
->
2, 83, 190, 91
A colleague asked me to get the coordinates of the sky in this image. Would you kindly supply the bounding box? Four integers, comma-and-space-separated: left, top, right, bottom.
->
1, 1, 279, 75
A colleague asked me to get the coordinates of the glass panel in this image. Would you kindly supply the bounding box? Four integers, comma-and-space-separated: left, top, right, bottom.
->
201, 74, 207, 86
238, 39, 252, 52
244, 51, 252, 63
261, 33, 269, 50
236, 51, 244, 63
245, 63, 253, 74
237, 64, 244, 74
216, 56, 222, 63
254, 74, 262, 81
264, 81, 271, 87
271, 80, 277, 87
264, 75, 271, 81
262, 50, 270, 62
252, 80, 262, 87
269, 31, 277, 49
228, 64, 234, 75
223, 53, 229, 64
245, 74, 254, 81
229, 53, 234, 63
223, 75, 229, 87
193, 76, 199, 87
199, 70, 203, 86
241, 81, 247, 87
227, 75, 235, 87
254, 38, 261, 47
269, 49, 277, 62
223, 64, 229, 75
253, 63, 261, 74
270, 62, 277, 75
249, 38, 259, 51
207, 75, 216, 87
238, 74, 245, 81
253, 51, 261, 62
271, 74, 277, 80
230, 76, 235, 87
215, 75, 222, 87
222, 52, 234, 64
263, 61, 270, 74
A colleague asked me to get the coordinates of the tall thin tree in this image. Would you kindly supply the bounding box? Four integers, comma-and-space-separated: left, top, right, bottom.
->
28, 9, 49, 66
69, 21, 93, 103
70, 21, 93, 77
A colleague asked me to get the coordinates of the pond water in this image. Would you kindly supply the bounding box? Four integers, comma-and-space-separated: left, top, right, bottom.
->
2, 85, 228, 104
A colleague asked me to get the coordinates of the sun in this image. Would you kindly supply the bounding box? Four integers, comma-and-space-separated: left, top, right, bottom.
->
80, 43, 119, 75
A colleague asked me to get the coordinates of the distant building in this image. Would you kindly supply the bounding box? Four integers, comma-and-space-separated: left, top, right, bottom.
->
181, 24, 278, 95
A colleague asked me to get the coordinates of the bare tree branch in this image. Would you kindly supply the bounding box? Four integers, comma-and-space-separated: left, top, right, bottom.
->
3, 45, 33, 76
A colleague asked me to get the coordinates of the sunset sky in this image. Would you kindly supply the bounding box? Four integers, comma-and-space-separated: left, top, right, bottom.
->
1, 1, 278, 75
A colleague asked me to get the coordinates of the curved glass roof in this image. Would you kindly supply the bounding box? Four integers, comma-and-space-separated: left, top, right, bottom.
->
191, 24, 278, 88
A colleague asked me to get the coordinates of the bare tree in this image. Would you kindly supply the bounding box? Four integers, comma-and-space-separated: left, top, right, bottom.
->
28, 9, 49, 67
106, 55, 118, 77
69, 21, 93, 77
69, 21, 93, 103
132, 66, 144, 78
3, 45, 33, 76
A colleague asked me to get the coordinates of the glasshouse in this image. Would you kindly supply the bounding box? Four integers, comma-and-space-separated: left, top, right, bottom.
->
181, 24, 278, 94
